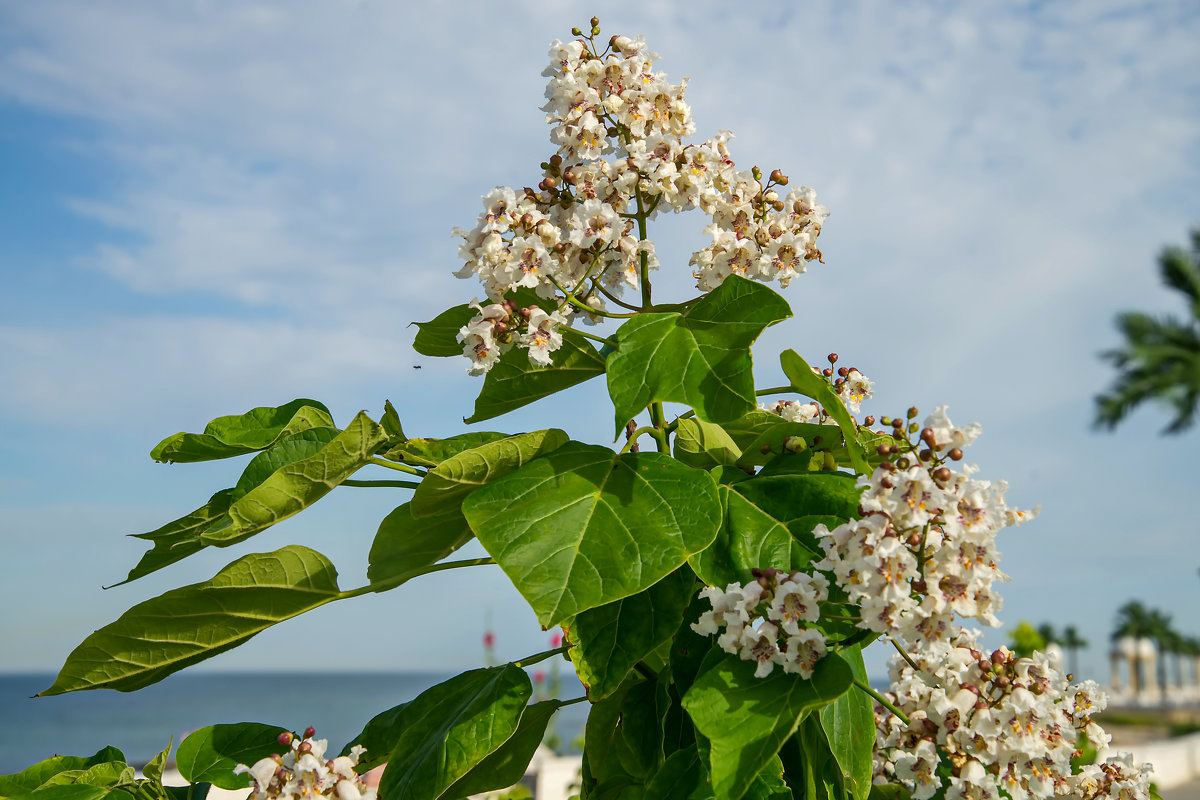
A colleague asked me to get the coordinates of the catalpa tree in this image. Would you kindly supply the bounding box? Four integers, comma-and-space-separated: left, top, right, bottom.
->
3, 17, 1154, 800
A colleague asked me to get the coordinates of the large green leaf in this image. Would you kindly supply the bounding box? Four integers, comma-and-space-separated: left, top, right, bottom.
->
205, 412, 389, 545
673, 419, 742, 470
150, 400, 334, 463
443, 700, 562, 798
367, 502, 474, 588
0, 750, 126, 799
731, 472, 861, 556
6, 786, 111, 800
606, 276, 792, 435
819, 646, 874, 800
688, 487, 796, 588
463, 442, 722, 628
121, 427, 341, 584
175, 723, 287, 790
39, 546, 343, 695
579, 685, 641, 798
682, 651, 853, 800
412, 305, 478, 357
643, 746, 713, 800
376, 666, 532, 800
341, 703, 411, 772
779, 351, 868, 475
563, 569, 695, 700
381, 432, 508, 468
410, 429, 569, 517
466, 330, 607, 423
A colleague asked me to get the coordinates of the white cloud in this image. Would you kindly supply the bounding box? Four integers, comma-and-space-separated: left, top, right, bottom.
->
1, 0, 1199, 676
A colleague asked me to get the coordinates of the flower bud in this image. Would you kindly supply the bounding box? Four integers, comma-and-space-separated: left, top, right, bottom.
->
571, 26, 582, 36
822, 368, 833, 377
920, 427, 935, 444
770, 169, 788, 185
907, 423, 919, 434
590, 16, 599, 26
907, 406, 919, 419
751, 166, 762, 181
520, 212, 534, 228
562, 167, 577, 184
591, 25, 601, 35
933, 466, 952, 482
949, 447, 964, 461
278, 732, 294, 746
837, 366, 849, 377
828, 353, 839, 364
297, 741, 313, 755
895, 457, 910, 469
549, 154, 562, 168
864, 416, 875, 426
772, 200, 785, 211
891, 417, 904, 429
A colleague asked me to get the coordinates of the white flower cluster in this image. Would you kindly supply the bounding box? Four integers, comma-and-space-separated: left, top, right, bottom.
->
457, 298, 572, 376
451, 26, 829, 373
692, 568, 830, 678
873, 629, 1151, 800
812, 407, 1036, 648
235, 730, 376, 800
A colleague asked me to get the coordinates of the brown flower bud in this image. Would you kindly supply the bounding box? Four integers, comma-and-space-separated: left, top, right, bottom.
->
770, 169, 788, 185
949, 447, 964, 461
907, 406, 919, 419
920, 427, 936, 444
590, 16, 599, 26
864, 415, 876, 426
933, 466, 952, 482
828, 353, 839, 363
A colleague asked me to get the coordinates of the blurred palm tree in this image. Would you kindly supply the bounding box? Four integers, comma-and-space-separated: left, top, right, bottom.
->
1095, 226, 1200, 434
1113, 600, 1155, 693
1061, 625, 1088, 677
1145, 608, 1175, 702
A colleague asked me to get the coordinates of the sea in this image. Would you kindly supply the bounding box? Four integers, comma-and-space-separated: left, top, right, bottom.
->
0, 672, 591, 775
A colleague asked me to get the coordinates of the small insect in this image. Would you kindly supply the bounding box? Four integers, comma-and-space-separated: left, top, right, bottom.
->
412, 365, 422, 369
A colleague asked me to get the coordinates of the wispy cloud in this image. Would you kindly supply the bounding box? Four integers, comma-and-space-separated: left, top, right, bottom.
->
1, 0, 1198, 674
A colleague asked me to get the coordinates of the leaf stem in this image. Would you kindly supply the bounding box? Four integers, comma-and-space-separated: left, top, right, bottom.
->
635, 186, 652, 308
755, 385, 793, 396
620, 426, 657, 454
559, 695, 589, 707
368, 458, 426, 477
571, 328, 618, 348
591, 279, 644, 312
853, 677, 910, 726
341, 479, 421, 489
344, 557, 495, 598
514, 645, 572, 668
889, 636, 922, 674
548, 275, 637, 318
649, 402, 669, 453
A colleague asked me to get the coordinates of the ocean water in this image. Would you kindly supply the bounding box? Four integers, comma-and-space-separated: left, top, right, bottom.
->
0, 673, 591, 775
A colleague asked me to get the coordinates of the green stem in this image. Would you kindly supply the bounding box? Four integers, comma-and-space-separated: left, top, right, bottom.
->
635, 187, 652, 308
663, 409, 696, 435
368, 458, 426, 477
548, 275, 637, 318
649, 402, 669, 453
342, 479, 421, 489
559, 695, 589, 707
889, 636, 922, 674
591, 278, 644, 312
515, 645, 572, 669
620, 426, 656, 454
755, 385, 793, 396
634, 661, 658, 680
572, 328, 618, 348
343, 557, 494, 597
853, 678, 910, 726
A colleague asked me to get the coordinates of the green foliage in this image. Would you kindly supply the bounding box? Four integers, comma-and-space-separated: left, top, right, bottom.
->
464, 443, 722, 627
1008, 621, 1046, 658
175, 724, 285, 789
606, 276, 792, 434
150, 399, 335, 463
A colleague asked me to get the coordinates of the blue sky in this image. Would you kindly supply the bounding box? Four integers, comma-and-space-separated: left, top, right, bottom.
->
1, 0, 1199, 684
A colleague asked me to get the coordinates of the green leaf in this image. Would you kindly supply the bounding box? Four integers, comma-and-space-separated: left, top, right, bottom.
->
142, 739, 172, 784
206, 412, 389, 545
341, 702, 410, 772
643, 746, 713, 800
412, 305, 478, 357
1, 749, 126, 798
39, 546, 343, 695
410, 429, 569, 518
466, 330, 607, 424
367, 502, 474, 588
682, 651, 853, 800
606, 276, 792, 435
379, 399, 406, 441
731, 472, 861, 556
121, 427, 341, 584
377, 665, 532, 800
176, 723, 287, 790
463, 442, 722, 628
688, 487, 795, 588
820, 646, 874, 800
668, 592, 718, 698
443, 700, 562, 798
579, 685, 639, 797
779, 351, 868, 475
563, 569, 695, 700
36, 762, 133, 790
672, 419, 742, 470
614, 678, 671, 780
7, 786, 110, 800
867, 786, 912, 800
744, 756, 790, 800
382, 432, 508, 468
150, 399, 335, 463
